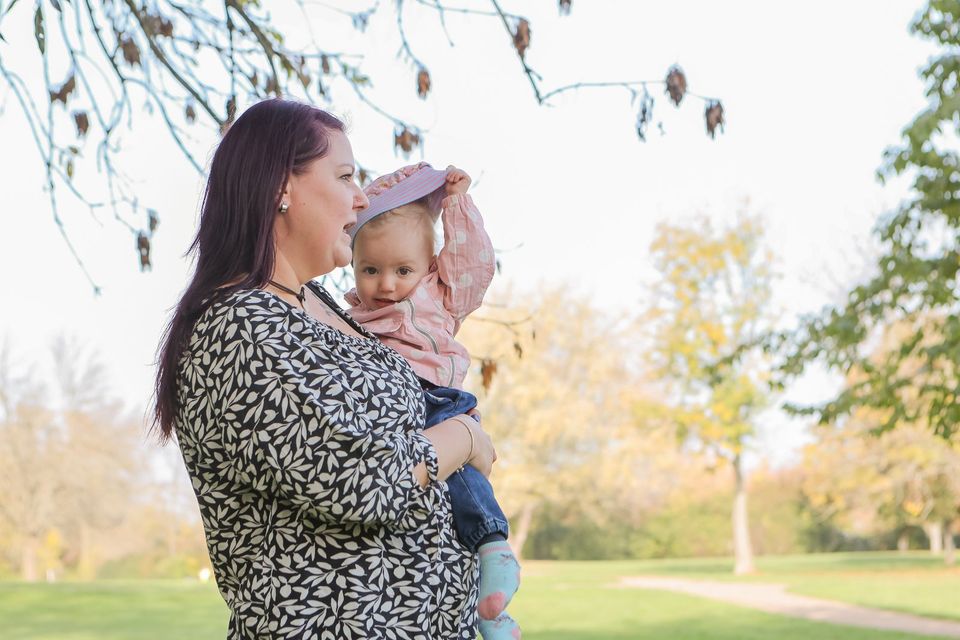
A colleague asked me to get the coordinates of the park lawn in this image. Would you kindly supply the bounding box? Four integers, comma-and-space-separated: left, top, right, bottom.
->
0, 580, 228, 640
512, 560, 946, 640
573, 551, 960, 622
0, 554, 955, 640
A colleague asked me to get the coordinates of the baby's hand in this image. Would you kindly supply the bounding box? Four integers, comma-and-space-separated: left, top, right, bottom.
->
444, 166, 472, 196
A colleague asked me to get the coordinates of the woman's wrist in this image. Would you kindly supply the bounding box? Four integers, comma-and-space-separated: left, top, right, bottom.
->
452, 415, 475, 467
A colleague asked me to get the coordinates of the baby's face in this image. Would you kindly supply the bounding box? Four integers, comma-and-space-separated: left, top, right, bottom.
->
353, 216, 433, 309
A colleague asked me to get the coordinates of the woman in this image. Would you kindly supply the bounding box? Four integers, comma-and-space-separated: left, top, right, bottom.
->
154, 99, 495, 639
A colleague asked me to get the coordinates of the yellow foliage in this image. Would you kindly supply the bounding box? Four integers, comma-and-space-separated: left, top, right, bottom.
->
458, 282, 671, 529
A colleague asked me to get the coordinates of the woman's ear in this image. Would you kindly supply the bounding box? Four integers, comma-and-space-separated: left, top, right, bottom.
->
278, 179, 292, 214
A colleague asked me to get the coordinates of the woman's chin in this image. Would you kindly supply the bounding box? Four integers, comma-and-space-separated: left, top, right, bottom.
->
333, 245, 353, 269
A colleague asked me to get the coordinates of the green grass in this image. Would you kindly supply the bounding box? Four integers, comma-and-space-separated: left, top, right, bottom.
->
0, 552, 957, 639
567, 551, 960, 622
0, 580, 228, 639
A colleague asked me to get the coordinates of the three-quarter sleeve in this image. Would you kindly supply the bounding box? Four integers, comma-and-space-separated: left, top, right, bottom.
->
435, 193, 496, 320
210, 302, 437, 527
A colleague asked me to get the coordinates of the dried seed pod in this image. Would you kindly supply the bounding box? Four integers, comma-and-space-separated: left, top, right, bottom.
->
265, 75, 279, 96
225, 95, 237, 124
73, 111, 89, 137
665, 65, 686, 106
49, 73, 76, 105
148, 209, 159, 232
513, 18, 531, 59
158, 17, 174, 38
144, 13, 174, 38
559, 0, 572, 15
705, 100, 724, 138
394, 126, 421, 156
185, 102, 197, 124
137, 232, 152, 271
120, 37, 142, 67
321, 54, 331, 75
417, 67, 431, 99
480, 358, 498, 392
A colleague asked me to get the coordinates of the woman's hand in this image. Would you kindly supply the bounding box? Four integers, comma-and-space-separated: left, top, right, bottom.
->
463, 414, 496, 477
444, 166, 472, 196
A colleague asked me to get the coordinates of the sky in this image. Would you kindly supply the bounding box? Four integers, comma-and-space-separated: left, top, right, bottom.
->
0, 1, 936, 469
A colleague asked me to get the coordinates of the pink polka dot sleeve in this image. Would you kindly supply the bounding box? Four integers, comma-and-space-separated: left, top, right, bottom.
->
435, 194, 496, 321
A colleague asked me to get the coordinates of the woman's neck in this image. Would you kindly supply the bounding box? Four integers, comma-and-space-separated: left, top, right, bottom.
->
268, 251, 308, 308
270, 251, 304, 289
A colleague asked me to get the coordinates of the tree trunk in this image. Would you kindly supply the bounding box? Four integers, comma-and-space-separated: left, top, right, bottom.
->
509, 502, 536, 561
897, 530, 910, 552
924, 521, 944, 553
732, 453, 755, 575
20, 536, 39, 582
944, 521, 956, 566
77, 522, 96, 580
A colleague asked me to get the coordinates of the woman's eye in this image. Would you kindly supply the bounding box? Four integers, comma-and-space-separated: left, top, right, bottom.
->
341, 174, 354, 181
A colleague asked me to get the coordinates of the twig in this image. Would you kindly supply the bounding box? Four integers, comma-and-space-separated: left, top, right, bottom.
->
122, 0, 223, 125
395, 0, 427, 70
488, 0, 542, 103
415, 0, 517, 20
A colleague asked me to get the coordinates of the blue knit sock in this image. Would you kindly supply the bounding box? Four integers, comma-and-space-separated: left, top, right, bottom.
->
478, 612, 521, 640
477, 541, 520, 620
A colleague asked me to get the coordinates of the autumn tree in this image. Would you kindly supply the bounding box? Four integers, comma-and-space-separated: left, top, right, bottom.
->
800, 318, 960, 564
0, 0, 723, 290
0, 347, 59, 581
802, 417, 959, 564
641, 213, 775, 574
0, 338, 142, 580
777, 1, 960, 441
458, 285, 660, 558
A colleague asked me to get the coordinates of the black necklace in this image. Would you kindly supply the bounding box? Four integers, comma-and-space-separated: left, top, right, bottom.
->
268, 279, 306, 306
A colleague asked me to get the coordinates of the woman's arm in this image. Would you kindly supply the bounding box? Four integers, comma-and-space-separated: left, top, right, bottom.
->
209, 295, 456, 527
412, 413, 496, 487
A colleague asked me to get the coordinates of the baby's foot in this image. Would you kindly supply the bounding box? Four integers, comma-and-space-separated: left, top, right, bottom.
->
477, 541, 521, 620
478, 613, 521, 640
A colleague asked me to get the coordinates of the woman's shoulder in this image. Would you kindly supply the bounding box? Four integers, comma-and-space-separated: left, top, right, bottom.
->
192, 288, 293, 340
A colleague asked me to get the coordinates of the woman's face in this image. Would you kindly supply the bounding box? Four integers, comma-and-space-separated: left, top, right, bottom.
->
277, 130, 369, 277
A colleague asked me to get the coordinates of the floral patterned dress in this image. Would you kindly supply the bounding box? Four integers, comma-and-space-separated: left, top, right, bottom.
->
175, 286, 479, 639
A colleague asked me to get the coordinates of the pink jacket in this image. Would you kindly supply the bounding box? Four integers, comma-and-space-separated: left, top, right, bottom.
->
345, 194, 495, 388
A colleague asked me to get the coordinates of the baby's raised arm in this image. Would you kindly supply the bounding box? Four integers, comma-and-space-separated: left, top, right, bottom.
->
436, 191, 496, 322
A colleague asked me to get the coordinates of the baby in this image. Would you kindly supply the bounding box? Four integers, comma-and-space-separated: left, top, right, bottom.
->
345, 163, 521, 639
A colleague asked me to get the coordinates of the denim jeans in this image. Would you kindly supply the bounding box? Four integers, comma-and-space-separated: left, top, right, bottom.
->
423, 385, 509, 552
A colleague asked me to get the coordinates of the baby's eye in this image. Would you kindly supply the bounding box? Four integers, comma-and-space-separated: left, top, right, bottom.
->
362, 266, 377, 275
398, 267, 413, 276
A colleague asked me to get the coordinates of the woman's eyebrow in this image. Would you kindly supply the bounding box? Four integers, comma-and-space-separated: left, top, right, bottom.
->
337, 163, 356, 172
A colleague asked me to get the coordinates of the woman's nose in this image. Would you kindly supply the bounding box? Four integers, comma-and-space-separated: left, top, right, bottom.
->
354, 185, 370, 210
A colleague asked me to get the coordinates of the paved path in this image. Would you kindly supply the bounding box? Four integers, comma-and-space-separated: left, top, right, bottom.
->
621, 576, 960, 638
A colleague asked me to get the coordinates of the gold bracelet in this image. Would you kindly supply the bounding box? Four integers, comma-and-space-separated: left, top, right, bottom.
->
454, 416, 475, 468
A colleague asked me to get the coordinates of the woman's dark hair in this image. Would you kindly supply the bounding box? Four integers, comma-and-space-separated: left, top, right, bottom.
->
153, 99, 345, 442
